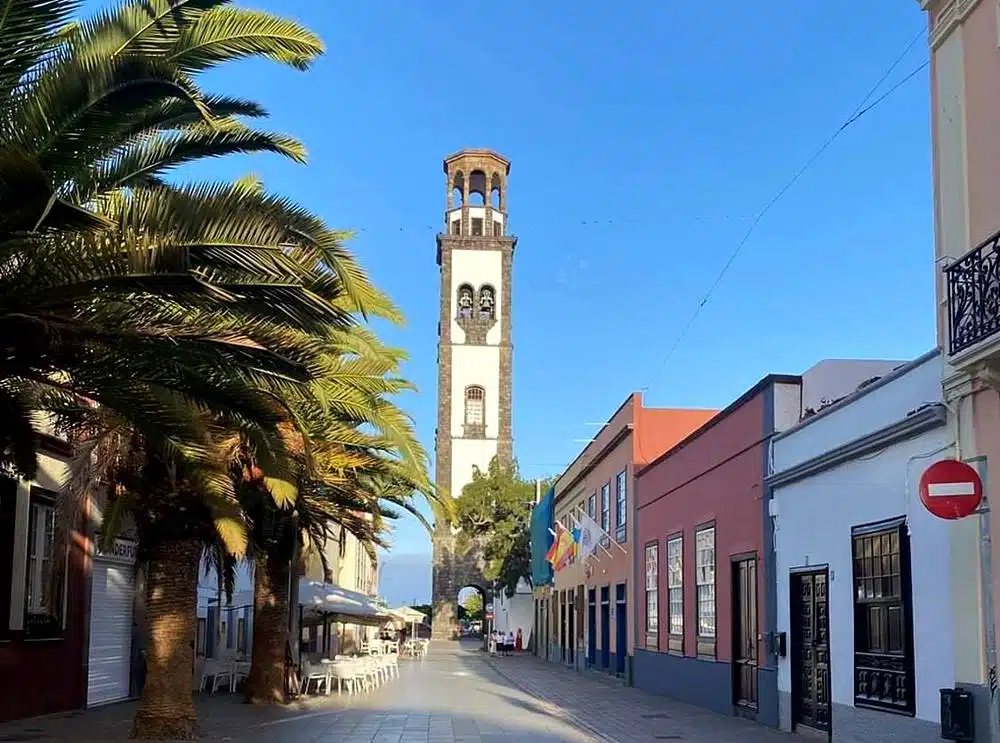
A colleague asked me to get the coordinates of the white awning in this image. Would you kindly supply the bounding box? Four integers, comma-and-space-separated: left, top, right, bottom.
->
299, 580, 389, 624
218, 580, 390, 625
388, 606, 427, 623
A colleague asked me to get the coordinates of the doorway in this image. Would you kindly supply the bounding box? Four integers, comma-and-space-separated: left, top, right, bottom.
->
731, 555, 758, 713
790, 569, 831, 734
567, 590, 576, 666
600, 586, 610, 670
559, 592, 567, 663
587, 588, 596, 667
614, 583, 627, 676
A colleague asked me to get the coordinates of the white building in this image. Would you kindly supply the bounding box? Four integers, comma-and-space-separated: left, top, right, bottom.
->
195, 519, 380, 660
767, 349, 980, 743
492, 578, 533, 646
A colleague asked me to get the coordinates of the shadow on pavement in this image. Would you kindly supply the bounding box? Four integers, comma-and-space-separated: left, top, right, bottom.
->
0, 653, 595, 743
476, 652, 811, 743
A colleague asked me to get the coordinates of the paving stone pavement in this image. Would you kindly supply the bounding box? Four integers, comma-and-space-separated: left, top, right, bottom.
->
0, 645, 593, 742
480, 649, 812, 743
0, 642, 811, 742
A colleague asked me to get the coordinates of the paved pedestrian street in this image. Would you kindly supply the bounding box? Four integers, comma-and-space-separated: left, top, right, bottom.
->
0, 642, 810, 742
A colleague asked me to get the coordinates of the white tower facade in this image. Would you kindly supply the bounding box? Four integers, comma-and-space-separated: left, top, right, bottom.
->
435, 149, 515, 498
431, 149, 515, 638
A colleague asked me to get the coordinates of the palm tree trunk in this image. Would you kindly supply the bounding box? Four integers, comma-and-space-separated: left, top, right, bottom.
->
244, 551, 290, 704
131, 538, 202, 740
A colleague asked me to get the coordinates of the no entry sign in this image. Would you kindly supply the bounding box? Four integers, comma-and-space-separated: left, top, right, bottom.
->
918, 459, 983, 520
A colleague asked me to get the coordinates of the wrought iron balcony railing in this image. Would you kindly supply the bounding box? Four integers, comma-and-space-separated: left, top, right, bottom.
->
945, 229, 1000, 355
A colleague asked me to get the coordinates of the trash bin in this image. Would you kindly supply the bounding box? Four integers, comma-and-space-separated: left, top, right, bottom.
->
940, 687, 975, 742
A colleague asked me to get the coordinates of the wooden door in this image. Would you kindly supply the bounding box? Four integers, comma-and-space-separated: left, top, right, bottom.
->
791, 569, 831, 733
732, 556, 758, 711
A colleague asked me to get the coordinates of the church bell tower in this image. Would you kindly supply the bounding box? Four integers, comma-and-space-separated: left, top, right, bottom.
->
431, 149, 516, 638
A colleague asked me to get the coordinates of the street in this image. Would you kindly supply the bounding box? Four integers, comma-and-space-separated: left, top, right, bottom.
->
0, 641, 808, 742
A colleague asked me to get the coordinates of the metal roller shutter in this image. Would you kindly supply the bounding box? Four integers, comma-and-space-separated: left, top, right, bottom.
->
87, 559, 134, 706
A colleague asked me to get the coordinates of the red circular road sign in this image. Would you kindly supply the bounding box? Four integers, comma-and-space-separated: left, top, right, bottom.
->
918, 459, 983, 520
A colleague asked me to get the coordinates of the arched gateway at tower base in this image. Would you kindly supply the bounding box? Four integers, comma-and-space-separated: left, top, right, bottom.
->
430, 149, 516, 640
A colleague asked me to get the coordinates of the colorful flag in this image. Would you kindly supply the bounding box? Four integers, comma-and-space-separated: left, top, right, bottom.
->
544, 535, 559, 564
545, 524, 568, 567
553, 528, 577, 571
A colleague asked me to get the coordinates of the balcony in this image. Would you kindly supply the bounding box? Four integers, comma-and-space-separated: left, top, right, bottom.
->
945, 229, 1000, 357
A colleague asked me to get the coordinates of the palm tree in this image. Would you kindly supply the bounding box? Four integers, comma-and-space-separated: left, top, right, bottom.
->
2, 1, 437, 735
231, 324, 442, 705
1, 0, 325, 477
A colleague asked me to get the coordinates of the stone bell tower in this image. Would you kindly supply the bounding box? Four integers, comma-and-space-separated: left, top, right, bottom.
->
431, 149, 516, 639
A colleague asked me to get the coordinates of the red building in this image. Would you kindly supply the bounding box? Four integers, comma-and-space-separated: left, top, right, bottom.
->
633, 375, 801, 727
0, 439, 90, 722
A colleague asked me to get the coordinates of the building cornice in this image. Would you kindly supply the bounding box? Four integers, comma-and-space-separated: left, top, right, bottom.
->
555, 423, 634, 505
765, 404, 947, 489
927, 0, 984, 50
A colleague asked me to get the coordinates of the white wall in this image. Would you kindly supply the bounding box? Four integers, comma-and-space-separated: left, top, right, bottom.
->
772, 354, 959, 726
798, 359, 906, 415
451, 438, 500, 499
772, 381, 803, 433
450, 344, 501, 436
450, 249, 503, 346
447, 207, 505, 235
493, 578, 534, 642
196, 556, 252, 613
776, 354, 944, 469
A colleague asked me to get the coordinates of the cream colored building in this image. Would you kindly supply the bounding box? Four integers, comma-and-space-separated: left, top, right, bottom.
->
918, 2, 1000, 740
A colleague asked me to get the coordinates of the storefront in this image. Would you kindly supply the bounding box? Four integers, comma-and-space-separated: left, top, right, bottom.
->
86, 536, 138, 707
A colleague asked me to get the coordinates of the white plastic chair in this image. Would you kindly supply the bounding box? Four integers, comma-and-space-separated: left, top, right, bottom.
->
351, 659, 371, 692
299, 659, 329, 695
382, 653, 398, 680
204, 659, 234, 693
231, 660, 250, 692
327, 661, 356, 695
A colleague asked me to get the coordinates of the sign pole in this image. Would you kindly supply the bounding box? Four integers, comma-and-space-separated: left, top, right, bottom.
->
969, 456, 1000, 743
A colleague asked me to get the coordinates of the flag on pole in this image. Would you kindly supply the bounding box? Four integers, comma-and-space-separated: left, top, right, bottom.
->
575, 510, 603, 559
552, 527, 577, 571
544, 537, 559, 565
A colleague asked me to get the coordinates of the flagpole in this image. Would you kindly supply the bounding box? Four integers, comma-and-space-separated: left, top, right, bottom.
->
570, 505, 622, 557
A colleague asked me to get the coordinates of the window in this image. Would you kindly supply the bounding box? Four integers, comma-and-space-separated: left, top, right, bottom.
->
851, 518, 914, 716
587, 493, 596, 519
457, 284, 474, 319
220, 621, 227, 650
615, 470, 627, 542
478, 285, 496, 320
493, 221, 503, 236
464, 386, 485, 436
471, 217, 483, 236
237, 617, 247, 654
667, 535, 683, 653
450, 219, 462, 235
24, 489, 64, 638
197, 617, 207, 656
600, 484, 611, 548
695, 525, 716, 657
645, 543, 659, 647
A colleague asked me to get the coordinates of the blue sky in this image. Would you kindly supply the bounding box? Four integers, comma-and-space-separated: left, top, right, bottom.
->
100, 1, 935, 599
